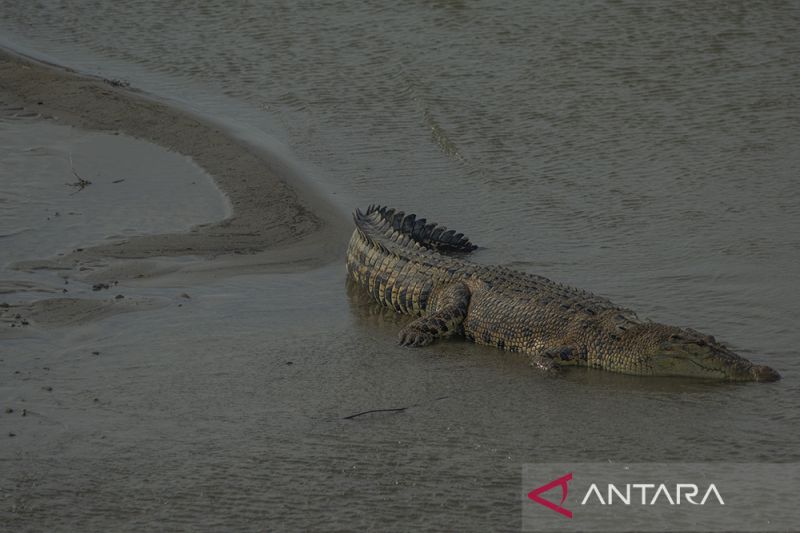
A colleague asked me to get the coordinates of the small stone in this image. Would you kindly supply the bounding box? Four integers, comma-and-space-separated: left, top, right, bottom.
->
4, 408, 12, 414
115, 294, 124, 299
92, 351, 100, 355
42, 386, 53, 392
8, 433, 15, 437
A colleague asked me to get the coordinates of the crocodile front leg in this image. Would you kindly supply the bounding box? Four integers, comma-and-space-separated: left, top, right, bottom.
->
398, 282, 471, 347
530, 345, 583, 373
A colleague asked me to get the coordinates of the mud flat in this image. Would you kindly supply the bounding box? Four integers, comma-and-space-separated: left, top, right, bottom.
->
0, 47, 347, 277
0, 47, 349, 334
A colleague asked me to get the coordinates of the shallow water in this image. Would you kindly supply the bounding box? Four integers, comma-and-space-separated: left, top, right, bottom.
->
1, 1, 799, 530
4, 261, 798, 530
0, 116, 229, 268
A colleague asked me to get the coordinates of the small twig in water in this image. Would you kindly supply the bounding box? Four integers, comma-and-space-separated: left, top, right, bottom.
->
343, 407, 408, 420
66, 152, 92, 194
343, 395, 450, 420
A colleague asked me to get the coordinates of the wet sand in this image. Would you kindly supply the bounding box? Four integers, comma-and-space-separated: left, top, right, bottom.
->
1, 48, 358, 529
1, 46, 350, 333
0, 47, 348, 268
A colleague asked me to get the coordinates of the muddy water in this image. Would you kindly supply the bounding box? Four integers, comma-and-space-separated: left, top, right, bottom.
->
0, 116, 229, 270
1, 1, 799, 530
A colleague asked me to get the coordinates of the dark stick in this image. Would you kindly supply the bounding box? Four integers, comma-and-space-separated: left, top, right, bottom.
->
343, 407, 408, 420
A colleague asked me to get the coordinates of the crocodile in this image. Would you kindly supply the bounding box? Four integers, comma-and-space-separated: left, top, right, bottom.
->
346, 205, 780, 382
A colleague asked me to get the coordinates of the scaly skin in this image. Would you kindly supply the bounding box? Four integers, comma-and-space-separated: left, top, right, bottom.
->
346, 205, 780, 382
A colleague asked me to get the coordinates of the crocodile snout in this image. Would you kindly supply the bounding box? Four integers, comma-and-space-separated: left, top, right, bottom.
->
750, 364, 781, 382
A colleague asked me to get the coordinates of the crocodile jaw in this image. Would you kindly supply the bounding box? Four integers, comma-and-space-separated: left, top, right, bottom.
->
748, 364, 781, 382
651, 343, 781, 382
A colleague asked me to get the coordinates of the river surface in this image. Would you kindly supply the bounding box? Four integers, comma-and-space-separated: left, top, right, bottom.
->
1, 1, 799, 531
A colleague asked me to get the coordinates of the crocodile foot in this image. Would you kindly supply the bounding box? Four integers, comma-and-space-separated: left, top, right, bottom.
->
530, 354, 559, 372
398, 327, 435, 347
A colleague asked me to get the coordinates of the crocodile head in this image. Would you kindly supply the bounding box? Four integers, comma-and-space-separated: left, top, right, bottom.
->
624, 325, 780, 381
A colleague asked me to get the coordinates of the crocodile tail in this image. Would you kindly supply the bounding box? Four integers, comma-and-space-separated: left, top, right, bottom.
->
357, 204, 478, 253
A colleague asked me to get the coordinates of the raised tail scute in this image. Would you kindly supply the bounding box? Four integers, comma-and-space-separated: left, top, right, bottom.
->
360, 204, 478, 252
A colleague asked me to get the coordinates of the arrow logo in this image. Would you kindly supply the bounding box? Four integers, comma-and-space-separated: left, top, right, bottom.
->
527, 472, 573, 518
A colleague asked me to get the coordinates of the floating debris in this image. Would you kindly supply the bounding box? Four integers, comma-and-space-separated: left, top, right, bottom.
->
104, 78, 130, 88
66, 153, 91, 193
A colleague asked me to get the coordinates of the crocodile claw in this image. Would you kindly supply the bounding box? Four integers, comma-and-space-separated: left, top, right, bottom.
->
398, 328, 434, 347
530, 354, 560, 373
